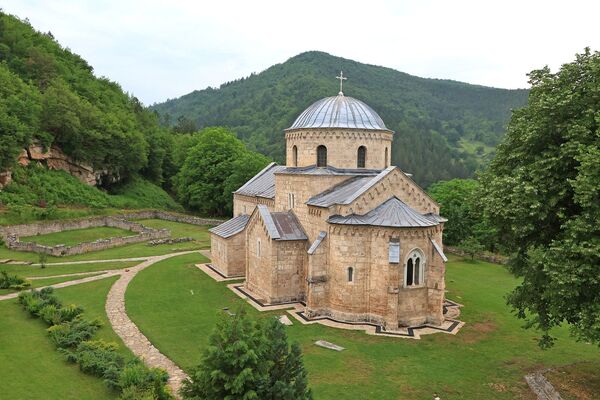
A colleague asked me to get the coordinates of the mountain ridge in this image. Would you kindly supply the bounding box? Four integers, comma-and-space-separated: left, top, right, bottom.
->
152, 51, 529, 187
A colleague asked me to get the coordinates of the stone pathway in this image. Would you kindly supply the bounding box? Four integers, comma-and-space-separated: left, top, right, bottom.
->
31, 256, 150, 266
0, 270, 123, 301
105, 251, 197, 398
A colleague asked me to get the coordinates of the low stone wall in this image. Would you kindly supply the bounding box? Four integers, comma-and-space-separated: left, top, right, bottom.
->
2, 216, 169, 257
0, 216, 151, 239
444, 246, 508, 265
119, 210, 224, 227
0, 209, 223, 257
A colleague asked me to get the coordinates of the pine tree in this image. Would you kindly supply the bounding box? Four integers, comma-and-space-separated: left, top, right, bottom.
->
180, 309, 266, 400
260, 318, 312, 400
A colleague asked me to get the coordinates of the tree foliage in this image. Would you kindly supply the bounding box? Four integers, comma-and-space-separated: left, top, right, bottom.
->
480, 49, 600, 347
181, 311, 311, 400
0, 12, 173, 184
153, 51, 528, 187
175, 127, 270, 216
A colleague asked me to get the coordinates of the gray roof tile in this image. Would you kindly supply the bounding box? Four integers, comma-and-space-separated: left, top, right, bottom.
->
276, 165, 381, 176
327, 196, 439, 228
255, 205, 307, 241
209, 214, 250, 238
286, 95, 391, 131
307, 167, 394, 207
234, 162, 286, 199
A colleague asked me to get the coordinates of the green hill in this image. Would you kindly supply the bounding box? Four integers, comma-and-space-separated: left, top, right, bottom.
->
0, 11, 174, 185
152, 51, 528, 187
0, 11, 183, 215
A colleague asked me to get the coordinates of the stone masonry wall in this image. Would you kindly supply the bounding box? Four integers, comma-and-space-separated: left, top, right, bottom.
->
210, 232, 246, 277
285, 128, 393, 170
232, 194, 274, 217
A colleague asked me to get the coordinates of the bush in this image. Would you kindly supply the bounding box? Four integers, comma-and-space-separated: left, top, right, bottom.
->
118, 360, 171, 400
18, 287, 59, 315
64, 340, 125, 387
0, 270, 31, 290
39, 303, 84, 325
47, 316, 102, 348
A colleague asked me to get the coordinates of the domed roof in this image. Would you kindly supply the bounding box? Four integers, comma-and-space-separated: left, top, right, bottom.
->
287, 94, 389, 131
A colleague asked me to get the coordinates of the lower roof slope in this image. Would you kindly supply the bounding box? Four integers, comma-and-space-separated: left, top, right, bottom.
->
209, 214, 250, 238
328, 196, 441, 228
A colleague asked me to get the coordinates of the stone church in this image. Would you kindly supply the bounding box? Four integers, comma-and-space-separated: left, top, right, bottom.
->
209, 78, 448, 330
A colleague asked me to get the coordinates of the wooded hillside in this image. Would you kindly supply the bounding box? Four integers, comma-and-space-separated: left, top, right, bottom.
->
152, 51, 529, 186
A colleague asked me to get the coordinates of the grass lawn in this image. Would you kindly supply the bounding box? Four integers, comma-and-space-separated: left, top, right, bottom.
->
125, 254, 599, 400
0, 276, 124, 399
21, 226, 135, 246
0, 260, 139, 278
0, 220, 211, 263
0, 272, 104, 295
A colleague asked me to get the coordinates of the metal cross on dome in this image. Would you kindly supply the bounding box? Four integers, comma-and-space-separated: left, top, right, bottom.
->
336, 71, 347, 95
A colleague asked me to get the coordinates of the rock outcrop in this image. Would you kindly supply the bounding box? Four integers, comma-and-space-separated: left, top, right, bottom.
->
0, 171, 11, 189
17, 142, 97, 186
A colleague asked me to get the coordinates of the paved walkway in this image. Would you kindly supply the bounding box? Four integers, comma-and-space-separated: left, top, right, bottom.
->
0, 270, 123, 301
32, 256, 150, 266
105, 251, 195, 398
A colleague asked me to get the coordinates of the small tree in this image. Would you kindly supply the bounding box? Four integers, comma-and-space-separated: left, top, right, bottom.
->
456, 236, 485, 260
38, 252, 48, 269
181, 312, 312, 400
261, 318, 312, 400
180, 309, 266, 400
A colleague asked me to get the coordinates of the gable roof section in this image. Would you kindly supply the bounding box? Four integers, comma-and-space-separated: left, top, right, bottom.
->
209, 214, 250, 238
327, 196, 439, 228
234, 162, 286, 199
255, 205, 307, 241
307, 166, 395, 208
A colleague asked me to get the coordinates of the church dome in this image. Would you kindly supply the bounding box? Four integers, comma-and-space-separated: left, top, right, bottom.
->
287, 94, 389, 131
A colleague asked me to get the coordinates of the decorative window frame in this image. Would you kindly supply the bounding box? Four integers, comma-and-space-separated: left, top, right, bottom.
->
403, 248, 426, 288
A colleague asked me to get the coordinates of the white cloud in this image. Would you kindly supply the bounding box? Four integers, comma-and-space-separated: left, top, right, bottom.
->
3, 0, 598, 104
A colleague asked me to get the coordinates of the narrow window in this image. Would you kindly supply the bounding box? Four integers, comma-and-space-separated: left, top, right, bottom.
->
317, 145, 327, 167
357, 146, 366, 168
347, 267, 354, 282
388, 239, 400, 263
287, 193, 295, 209
257, 239, 261, 257
384, 147, 388, 167
406, 258, 414, 286
292, 145, 298, 167
414, 257, 420, 285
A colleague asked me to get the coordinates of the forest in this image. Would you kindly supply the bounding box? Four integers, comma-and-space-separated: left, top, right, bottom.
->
152, 51, 529, 187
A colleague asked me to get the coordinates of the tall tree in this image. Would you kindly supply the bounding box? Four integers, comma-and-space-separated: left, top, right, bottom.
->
480, 49, 600, 347
261, 318, 312, 400
175, 127, 270, 216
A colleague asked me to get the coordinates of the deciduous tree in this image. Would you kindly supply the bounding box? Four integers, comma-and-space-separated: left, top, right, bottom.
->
480, 49, 600, 347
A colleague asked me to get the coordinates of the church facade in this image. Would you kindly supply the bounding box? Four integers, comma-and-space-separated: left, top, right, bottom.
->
210, 85, 448, 330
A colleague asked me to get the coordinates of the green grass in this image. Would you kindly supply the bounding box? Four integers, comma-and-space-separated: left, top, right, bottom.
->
0, 220, 211, 262
0, 273, 104, 295
0, 277, 123, 399
125, 254, 599, 399
57, 276, 133, 357
0, 260, 139, 278
20, 226, 135, 247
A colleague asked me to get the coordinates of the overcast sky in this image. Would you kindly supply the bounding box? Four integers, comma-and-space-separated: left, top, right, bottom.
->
3, 0, 599, 105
